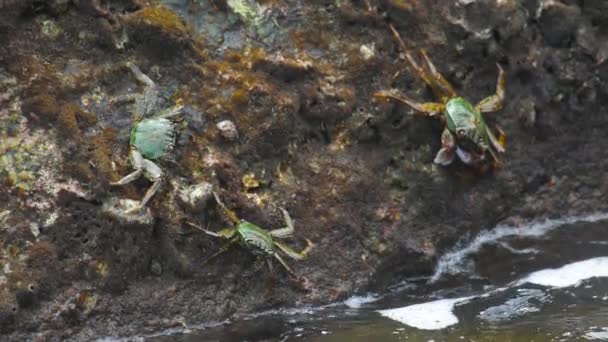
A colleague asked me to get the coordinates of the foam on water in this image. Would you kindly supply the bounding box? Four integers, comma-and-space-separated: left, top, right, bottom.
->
380, 256, 608, 330
584, 328, 608, 340
431, 212, 608, 282
343, 294, 380, 308
377, 297, 474, 330
478, 288, 547, 322
519, 257, 608, 288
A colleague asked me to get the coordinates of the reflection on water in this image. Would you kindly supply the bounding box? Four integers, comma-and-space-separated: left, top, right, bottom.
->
145, 214, 608, 342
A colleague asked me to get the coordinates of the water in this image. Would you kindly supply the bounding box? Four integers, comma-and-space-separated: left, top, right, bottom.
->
136, 212, 608, 341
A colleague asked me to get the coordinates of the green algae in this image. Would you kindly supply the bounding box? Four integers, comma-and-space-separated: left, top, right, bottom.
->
131, 6, 189, 35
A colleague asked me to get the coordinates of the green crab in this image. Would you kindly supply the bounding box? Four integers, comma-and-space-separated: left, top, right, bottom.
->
111, 63, 183, 212
374, 25, 506, 168
188, 192, 314, 278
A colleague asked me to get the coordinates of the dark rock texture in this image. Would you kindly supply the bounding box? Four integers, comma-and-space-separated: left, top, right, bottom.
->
1, 0, 608, 340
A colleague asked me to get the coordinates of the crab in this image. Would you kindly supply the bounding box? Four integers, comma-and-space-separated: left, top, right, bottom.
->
374, 25, 506, 168
187, 192, 314, 278
110, 63, 183, 212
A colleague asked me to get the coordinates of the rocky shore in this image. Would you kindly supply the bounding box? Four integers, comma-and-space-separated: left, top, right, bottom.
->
1, 0, 607, 340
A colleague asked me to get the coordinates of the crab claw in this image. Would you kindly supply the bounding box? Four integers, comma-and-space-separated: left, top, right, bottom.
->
455, 147, 477, 165
487, 126, 506, 154
434, 148, 455, 166
124, 203, 144, 215
434, 128, 456, 166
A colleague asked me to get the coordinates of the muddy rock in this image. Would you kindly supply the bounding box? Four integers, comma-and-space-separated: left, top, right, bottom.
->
122, 5, 196, 60
1, 0, 608, 340
538, 1, 581, 48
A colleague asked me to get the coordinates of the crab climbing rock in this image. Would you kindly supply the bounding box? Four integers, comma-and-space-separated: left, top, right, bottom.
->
110, 63, 183, 212
187, 192, 314, 279
374, 25, 506, 168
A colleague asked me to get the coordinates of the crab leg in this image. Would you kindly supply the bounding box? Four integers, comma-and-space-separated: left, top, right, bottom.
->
155, 104, 184, 119
274, 239, 314, 261
265, 258, 275, 274
127, 63, 155, 86
187, 221, 224, 237
212, 192, 241, 225
388, 25, 454, 100
127, 62, 159, 119
111, 149, 144, 185
111, 169, 142, 185
269, 207, 295, 238
389, 25, 433, 88
475, 64, 506, 113
486, 126, 506, 153
138, 159, 163, 208
419, 49, 457, 99
273, 252, 298, 278
486, 145, 501, 165
110, 93, 139, 105
374, 91, 445, 116
201, 237, 239, 267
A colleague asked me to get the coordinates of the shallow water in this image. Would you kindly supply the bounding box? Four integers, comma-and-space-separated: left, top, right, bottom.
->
141, 213, 608, 342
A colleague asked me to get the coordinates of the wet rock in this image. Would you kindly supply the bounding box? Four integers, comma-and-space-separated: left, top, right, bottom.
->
517, 97, 537, 129
538, 2, 581, 48
253, 53, 315, 83
21, 94, 59, 124
123, 5, 194, 60
149, 259, 162, 276
224, 0, 280, 40
0, 304, 17, 334
47, 0, 71, 15
15, 283, 39, 309
568, 79, 598, 113
301, 80, 356, 128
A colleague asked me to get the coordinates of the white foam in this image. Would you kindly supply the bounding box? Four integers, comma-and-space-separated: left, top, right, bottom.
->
344, 294, 380, 308
377, 297, 473, 330
519, 257, 608, 288
380, 256, 608, 330
584, 327, 608, 340
431, 213, 608, 282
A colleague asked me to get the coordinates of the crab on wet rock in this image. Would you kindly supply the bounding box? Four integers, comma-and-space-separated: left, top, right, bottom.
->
111, 63, 183, 212
187, 192, 314, 280
374, 25, 506, 169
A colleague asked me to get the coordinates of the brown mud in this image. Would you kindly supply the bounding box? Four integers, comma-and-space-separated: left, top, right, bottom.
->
1, 0, 608, 340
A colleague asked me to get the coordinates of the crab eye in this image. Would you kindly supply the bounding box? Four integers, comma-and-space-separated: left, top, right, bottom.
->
457, 129, 465, 137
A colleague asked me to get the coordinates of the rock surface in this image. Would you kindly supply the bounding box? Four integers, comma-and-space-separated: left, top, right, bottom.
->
1, 0, 608, 340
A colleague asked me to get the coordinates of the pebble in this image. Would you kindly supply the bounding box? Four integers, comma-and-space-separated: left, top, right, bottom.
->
216, 120, 238, 140
359, 44, 375, 61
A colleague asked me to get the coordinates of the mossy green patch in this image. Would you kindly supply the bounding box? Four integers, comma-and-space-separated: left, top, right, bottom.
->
131, 6, 189, 35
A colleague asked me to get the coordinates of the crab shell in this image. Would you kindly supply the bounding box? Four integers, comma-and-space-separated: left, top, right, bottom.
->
235, 221, 276, 256
444, 97, 491, 161
130, 118, 176, 160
